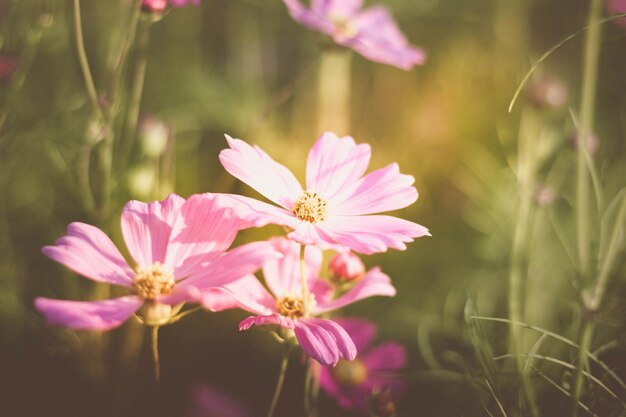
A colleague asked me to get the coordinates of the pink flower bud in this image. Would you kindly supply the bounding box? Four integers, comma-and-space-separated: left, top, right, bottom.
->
141, 0, 167, 13
329, 251, 365, 282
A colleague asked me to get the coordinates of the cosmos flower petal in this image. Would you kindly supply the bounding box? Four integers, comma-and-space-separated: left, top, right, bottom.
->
284, 0, 335, 34
210, 194, 298, 230
219, 135, 303, 209
262, 238, 323, 297
287, 222, 345, 250
183, 241, 282, 289
312, 0, 363, 16
306, 132, 371, 200
322, 215, 430, 254
121, 193, 185, 267
41, 222, 134, 287
314, 267, 395, 313
362, 341, 407, 370
239, 313, 295, 331
331, 163, 418, 216
165, 193, 240, 278
34, 296, 142, 330
349, 6, 426, 70
295, 318, 356, 365
334, 317, 377, 353
197, 274, 276, 315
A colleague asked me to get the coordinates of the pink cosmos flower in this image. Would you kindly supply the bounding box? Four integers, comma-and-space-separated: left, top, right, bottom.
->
201, 237, 396, 366
34, 193, 279, 330
607, 0, 626, 28
317, 318, 407, 411
219, 132, 430, 255
283, 0, 425, 70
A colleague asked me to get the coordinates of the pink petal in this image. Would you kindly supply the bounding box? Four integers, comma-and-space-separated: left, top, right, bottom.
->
306, 132, 371, 201
322, 215, 430, 254
312, 0, 363, 17
314, 267, 395, 313
262, 238, 323, 297
121, 193, 185, 267
334, 317, 377, 353
294, 318, 356, 366
164, 194, 240, 278
239, 313, 295, 330
210, 193, 298, 230
198, 274, 276, 315
283, 0, 335, 34
42, 222, 134, 287
346, 6, 426, 70
608, 0, 626, 28
287, 221, 345, 250
330, 163, 418, 216
182, 241, 281, 289
34, 296, 142, 330
362, 342, 407, 371
219, 135, 302, 209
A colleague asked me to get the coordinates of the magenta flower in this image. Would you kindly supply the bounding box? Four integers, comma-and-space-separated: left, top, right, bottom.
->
283, 0, 425, 70
317, 318, 407, 411
219, 132, 430, 255
34, 193, 279, 330
202, 237, 396, 366
608, 0, 626, 28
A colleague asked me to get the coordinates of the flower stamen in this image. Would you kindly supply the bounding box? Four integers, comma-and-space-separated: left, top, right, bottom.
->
293, 191, 328, 223
134, 262, 175, 300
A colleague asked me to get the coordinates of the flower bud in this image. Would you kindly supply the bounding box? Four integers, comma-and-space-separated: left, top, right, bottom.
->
570, 132, 599, 155
141, 0, 167, 14
139, 116, 169, 158
329, 251, 365, 282
368, 388, 397, 417
528, 76, 568, 109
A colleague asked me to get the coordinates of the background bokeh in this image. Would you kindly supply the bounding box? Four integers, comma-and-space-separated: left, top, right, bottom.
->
1, 0, 625, 416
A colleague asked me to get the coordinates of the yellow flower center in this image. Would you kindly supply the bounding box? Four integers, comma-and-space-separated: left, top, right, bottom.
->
332, 359, 368, 386
293, 191, 328, 223
330, 15, 359, 39
133, 262, 175, 300
276, 295, 306, 318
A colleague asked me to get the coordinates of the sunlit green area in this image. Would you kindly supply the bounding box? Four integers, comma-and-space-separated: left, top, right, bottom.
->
1, 0, 626, 416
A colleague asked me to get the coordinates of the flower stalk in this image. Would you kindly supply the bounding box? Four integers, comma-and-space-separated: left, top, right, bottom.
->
151, 325, 161, 382
266, 344, 291, 417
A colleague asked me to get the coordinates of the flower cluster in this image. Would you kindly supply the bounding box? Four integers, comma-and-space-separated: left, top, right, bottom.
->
35, 132, 427, 409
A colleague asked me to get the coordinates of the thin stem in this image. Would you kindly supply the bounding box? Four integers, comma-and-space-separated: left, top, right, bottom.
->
576, 0, 602, 281
122, 18, 152, 162
266, 345, 290, 417
573, 0, 603, 413
151, 325, 161, 383
304, 359, 312, 416
72, 0, 102, 120
300, 244, 309, 315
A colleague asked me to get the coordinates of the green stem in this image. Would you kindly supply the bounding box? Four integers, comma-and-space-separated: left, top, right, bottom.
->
300, 244, 309, 315
151, 325, 161, 383
123, 18, 152, 162
72, 0, 102, 120
576, 0, 602, 281
573, 0, 603, 413
304, 359, 312, 416
266, 345, 290, 417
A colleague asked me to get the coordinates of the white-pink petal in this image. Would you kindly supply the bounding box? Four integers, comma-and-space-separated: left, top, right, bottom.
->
330, 163, 418, 216
121, 193, 185, 267
199, 274, 276, 315
219, 135, 303, 209
34, 296, 142, 330
306, 132, 371, 201
42, 222, 134, 287
322, 215, 430, 254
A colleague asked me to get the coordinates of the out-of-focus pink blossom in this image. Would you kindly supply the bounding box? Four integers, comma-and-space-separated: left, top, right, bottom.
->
329, 251, 365, 281
34, 193, 280, 330
141, 0, 199, 13
189, 384, 253, 417
317, 318, 407, 411
528, 76, 568, 109
0, 55, 17, 81
219, 132, 430, 255
607, 0, 626, 28
283, 0, 425, 70
201, 237, 396, 366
